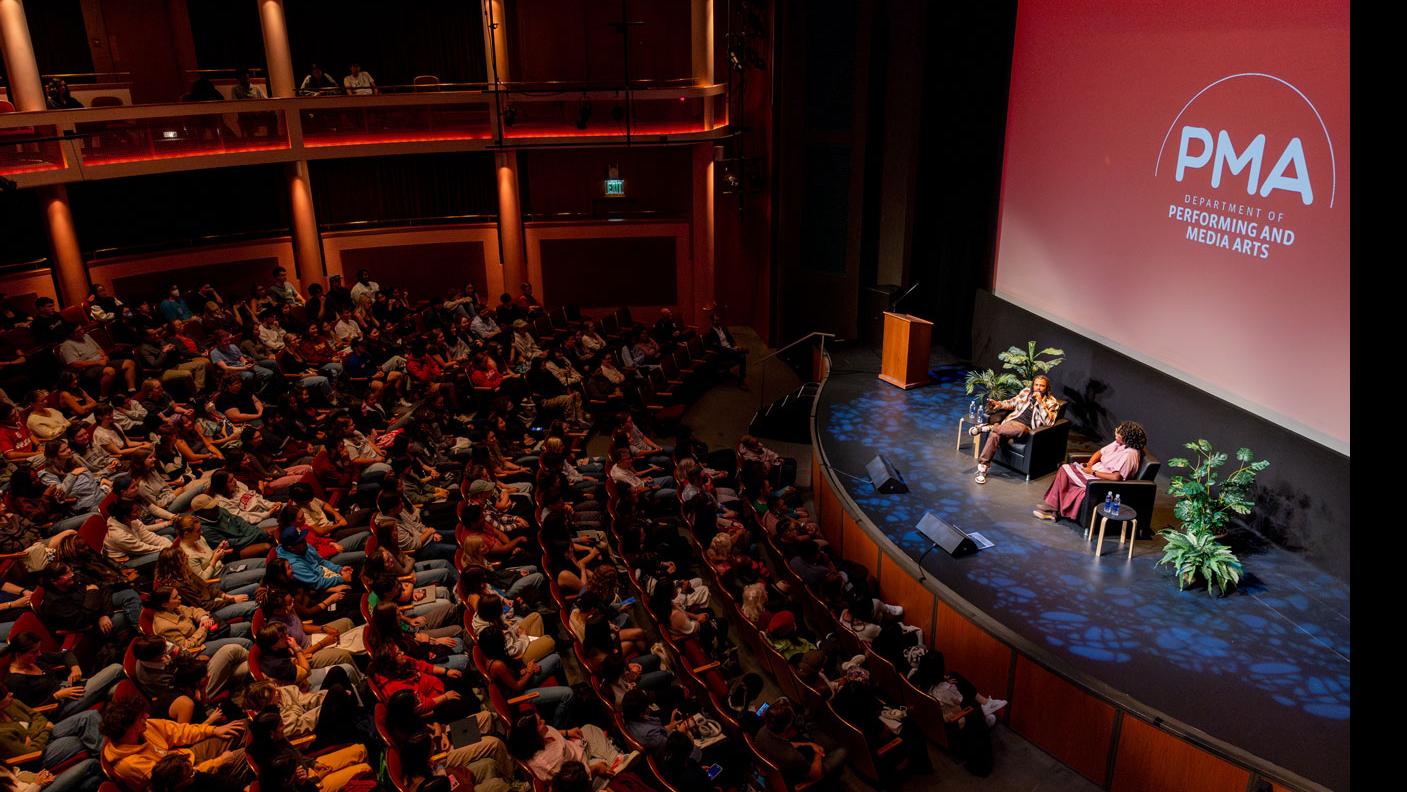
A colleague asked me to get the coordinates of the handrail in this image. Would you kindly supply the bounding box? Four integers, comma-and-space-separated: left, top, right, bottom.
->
756, 331, 835, 413
755, 331, 836, 365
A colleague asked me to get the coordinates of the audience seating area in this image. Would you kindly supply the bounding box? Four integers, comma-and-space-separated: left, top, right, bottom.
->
0, 267, 996, 792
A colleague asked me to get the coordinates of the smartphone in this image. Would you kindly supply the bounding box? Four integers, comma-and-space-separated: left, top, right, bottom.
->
755, 702, 769, 716
618, 597, 637, 608
706, 764, 723, 780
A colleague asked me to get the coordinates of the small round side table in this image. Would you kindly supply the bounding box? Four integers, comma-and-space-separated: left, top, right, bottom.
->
1087, 503, 1138, 559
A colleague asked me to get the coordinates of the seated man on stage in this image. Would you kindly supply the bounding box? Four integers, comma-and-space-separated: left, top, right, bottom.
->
968, 374, 1059, 484
1034, 420, 1146, 521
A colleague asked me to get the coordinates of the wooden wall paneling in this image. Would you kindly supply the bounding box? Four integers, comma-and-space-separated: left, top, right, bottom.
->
841, 513, 878, 580
320, 224, 502, 298
876, 551, 936, 640
524, 221, 690, 326
1008, 654, 1117, 786
818, 476, 843, 551
1110, 714, 1250, 792
87, 240, 298, 304
0, 270, 60, 313
934, 600, 1013, 703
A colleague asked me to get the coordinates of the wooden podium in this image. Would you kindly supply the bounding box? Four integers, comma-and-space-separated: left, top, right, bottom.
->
878, 311, 932, 389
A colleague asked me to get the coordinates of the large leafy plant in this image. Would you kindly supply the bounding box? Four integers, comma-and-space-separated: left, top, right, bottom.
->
1156, 528, 1245, 596
1165, 440, 1270, 537
1156, 440, 1269, 597
964, 369, 1022, 402
998, 340, 1065, 386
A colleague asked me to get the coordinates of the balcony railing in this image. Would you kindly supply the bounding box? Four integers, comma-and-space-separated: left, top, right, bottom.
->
0, 82, 728, 184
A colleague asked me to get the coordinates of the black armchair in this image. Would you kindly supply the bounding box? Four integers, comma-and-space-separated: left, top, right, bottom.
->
1072, 450, 1160, 538
981, 405, 1072, 480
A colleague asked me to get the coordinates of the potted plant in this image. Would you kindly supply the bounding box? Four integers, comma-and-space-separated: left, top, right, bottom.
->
1156, 440, 1269, 596
964, 369, 1022, 418
1156, 528, 1245, 596
998, 340, 1065, 386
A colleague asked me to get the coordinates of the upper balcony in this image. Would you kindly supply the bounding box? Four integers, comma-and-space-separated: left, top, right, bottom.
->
0, 80, 728, 186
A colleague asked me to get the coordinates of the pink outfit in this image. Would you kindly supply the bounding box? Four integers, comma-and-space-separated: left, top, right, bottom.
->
1043, 441, 1141, 519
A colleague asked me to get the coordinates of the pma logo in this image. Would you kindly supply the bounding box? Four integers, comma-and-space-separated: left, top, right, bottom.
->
1154, 73, 1337, 209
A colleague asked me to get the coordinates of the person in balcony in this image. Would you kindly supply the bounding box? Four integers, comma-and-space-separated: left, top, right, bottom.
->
299, 64, 340, 96
44, 79, 82, 110
231, 68, 265, 100
342, 63, 377, 95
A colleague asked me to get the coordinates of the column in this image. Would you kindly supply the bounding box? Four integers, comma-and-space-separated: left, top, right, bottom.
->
692, 0, 715, 126
0, 0, 45, 112
257, 0, 295, 98
287, 161, 324, 283
481, 0, 511, 84
2, 0, 88, 305
43, 187, 89, 306
691, 143, 716, 328
495, 151, 526, 294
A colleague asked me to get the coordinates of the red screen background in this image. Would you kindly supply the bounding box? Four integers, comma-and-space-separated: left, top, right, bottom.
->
992, 0, 1349, 453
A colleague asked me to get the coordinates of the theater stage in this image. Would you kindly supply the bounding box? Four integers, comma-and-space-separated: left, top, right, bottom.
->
810, 344, 1348, 791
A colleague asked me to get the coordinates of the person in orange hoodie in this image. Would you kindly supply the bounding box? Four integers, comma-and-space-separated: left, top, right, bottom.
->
99, 697, 247, 791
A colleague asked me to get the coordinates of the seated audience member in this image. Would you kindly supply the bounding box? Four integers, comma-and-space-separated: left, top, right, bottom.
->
191, 494, 272, 559
967, 373, 1059, 484
908, 651, 998, 775
299, 64, 340, 95
0, 679, 104, 789
1035, 420, 1147, 521
702, 312, 748, 387
148, 753, 243, 792
752, 698, 846, 787
58, 325, 137, 399
477, 625, 574, 728
100, 697, 248, 790
341, 63, 377, 95
507, 713, 635, 784
247, 707, 370, 791
104, 498, 171, 568
0, 633, 122, 720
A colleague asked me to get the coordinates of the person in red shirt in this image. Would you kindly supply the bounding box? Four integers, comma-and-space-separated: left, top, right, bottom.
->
0, 403, 38, 465
367, 644, 473, 723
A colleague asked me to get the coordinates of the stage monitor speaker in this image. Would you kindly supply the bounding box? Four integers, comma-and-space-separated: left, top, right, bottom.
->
865, 454, 908, 494
917, 512, 978, 557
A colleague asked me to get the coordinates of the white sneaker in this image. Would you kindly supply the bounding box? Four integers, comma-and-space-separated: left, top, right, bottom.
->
968, 423, 988, 437
982, 697, 1007, 716
974, 465, 989, 484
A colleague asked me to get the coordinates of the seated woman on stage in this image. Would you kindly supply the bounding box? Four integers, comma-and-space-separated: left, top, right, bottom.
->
968, 374, 1059, 484
1034, 420, 1146, 522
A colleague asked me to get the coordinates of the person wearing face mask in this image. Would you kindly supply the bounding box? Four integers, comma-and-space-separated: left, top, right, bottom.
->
160, 285, 195, 323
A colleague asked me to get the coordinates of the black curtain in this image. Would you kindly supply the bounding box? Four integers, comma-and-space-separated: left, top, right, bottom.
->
285, 0, 488, 87
0, 0, 94, 86
309, 153, 497, 227
187, 1, 266, 72
0, 190, 49, 266
907, 2, 1017, 359
67, 165, 291, 255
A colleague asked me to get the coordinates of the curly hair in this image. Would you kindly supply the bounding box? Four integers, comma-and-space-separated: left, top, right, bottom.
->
1115, 421, 1147, 451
